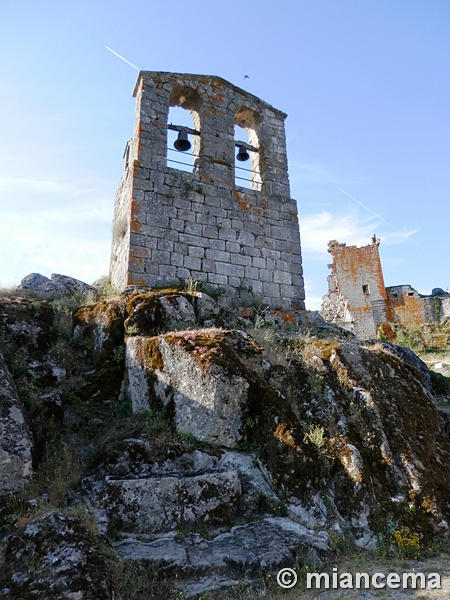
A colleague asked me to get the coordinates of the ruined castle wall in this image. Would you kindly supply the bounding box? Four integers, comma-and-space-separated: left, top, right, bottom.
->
110, 72, 304, 310
386, 285, 448, 325
325, 241, 387, 338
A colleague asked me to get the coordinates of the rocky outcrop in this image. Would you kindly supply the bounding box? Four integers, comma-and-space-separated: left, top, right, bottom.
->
0, 512, 111, 599
1, 289, 450, 598
0, 352, 33, 496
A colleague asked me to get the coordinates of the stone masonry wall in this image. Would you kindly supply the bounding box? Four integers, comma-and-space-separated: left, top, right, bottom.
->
386, 285, 431, 325
110, 72, 305, 310
322, 241, 449, 339
323, 239, 387, 339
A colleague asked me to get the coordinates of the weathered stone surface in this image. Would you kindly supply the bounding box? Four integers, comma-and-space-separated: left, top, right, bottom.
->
380, 341, 432, 393
1, 288, 450, 598
0, 512, 112, 599
124, 329, 256, 446
74, 297, 126, 355
256, 338, 450, 544
20, 272, 65, 295
83, 438, 279, 542
51, 273, 94, 295
123, 291, 197, 336
217, 452, 279, 514
115, 517, 329, 594
157, 338, 249, 447
0, 297, 54, 357
20, 273, 94, 297
87, 471, 241, 535
0, 351, 33, 496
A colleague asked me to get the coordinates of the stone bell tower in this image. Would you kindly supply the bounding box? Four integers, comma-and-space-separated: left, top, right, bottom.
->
110, 71, 305, 310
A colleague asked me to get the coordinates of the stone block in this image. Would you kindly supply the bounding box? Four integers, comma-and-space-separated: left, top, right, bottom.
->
237, 231, 255, 246
216, 262, 245, 278
263, 282, 281, 297
205, 249, 230, 262
184, 255, 202, 271
273, 270, 291, 285
225, 241, 240, 253
207, 273, 228, 286
170, 218, 185, 232
202, 225, 219, 239
185, 222, 203, 236
189, 246, 205, 258
157, 239, 174, 252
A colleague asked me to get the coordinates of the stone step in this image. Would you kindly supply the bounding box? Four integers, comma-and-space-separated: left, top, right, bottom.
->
86, 470, 242, 535
114, 517, 330, 598
84, 450, 281, 536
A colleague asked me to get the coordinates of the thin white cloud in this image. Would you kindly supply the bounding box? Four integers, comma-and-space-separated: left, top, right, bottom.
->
300, 211, 418, 260
0, 177, 69, 194
300, 211, 378, 258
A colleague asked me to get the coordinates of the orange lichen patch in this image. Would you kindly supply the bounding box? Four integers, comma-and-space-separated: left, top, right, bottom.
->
130, 200, 143, 233
273, 423, 300, 449
386, 294, 427, 326
241, 307, 254, 318
210, 92, 224, 103
128, 277, 147, 286
339, 446, 363, 484
291, 212, 298, 221
309, 339, 341, 361
377, 322, 396, 341
204, 106, 223, 117
233, 190, 250, 211
350, 305, 374, 316
130, 247, 149, 260
134, 336, 165, 372
281, 312, 295, 324
268, 310, 296, 324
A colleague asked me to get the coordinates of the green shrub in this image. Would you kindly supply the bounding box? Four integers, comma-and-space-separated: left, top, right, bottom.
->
430, 370, 450, 397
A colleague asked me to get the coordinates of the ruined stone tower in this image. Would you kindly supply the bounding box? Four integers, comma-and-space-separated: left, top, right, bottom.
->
321, 238, 388, 339
110, 71, 305, 310
322, 237, 450, 339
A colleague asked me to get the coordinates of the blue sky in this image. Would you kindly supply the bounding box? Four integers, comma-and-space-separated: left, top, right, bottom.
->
1, 0, 449, 309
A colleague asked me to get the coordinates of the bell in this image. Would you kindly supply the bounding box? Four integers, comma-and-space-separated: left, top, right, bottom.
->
173, 128, 191, 152
236, 145, 250, 162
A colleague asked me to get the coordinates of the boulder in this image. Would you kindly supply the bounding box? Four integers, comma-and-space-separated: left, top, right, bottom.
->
124, 329, 260, 447
0, 352, 33, 496
20, 273, 94, 297
380, 342, 432, 393
20, 273, 65, 295
0, 511, 112, 599
51, 273, 95, 296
